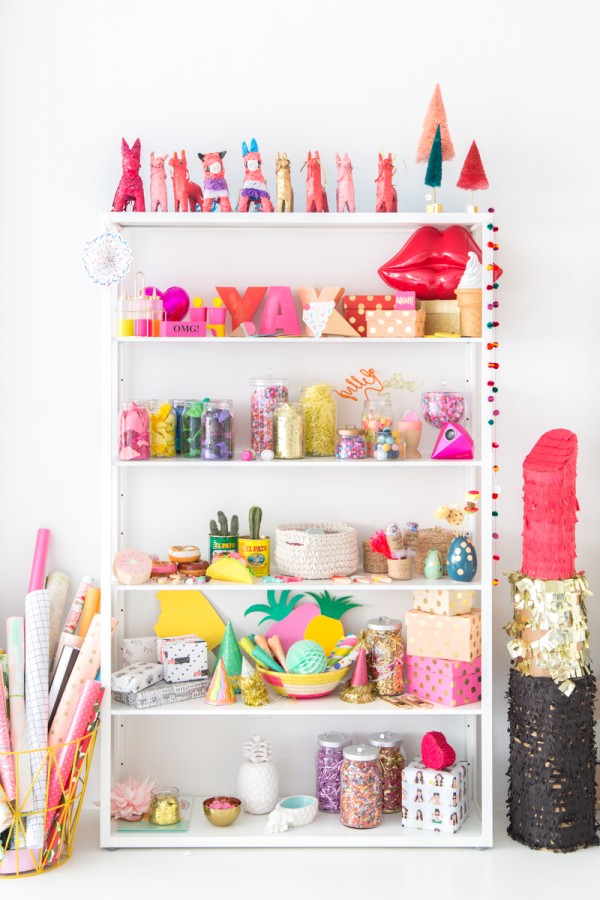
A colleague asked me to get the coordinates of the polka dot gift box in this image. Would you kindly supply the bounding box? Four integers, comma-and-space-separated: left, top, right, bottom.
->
405, 608, 481, 662
405, 654, 482, 707
412, 589, 474, 617
342, 294, 397, 336
365, 308, 426, 338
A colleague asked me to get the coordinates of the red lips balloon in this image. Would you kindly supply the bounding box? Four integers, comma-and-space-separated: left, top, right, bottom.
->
378, 225, 483, 300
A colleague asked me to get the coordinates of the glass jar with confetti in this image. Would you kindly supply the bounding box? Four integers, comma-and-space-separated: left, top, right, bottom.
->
368, 731, 405, 813
300, 384, 337, 456
361, 393, 393, 457
148, 401, 176, 458
201, 400, 234, 460
340, 744, 382, 829
249, 375, 289, 454
181, 400, 205, 458
273, 401, 305, 459
365, 616, 404, 696
316, 732, 352, 813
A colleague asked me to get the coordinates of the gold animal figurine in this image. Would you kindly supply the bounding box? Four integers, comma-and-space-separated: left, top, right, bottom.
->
276, 152, 294, 212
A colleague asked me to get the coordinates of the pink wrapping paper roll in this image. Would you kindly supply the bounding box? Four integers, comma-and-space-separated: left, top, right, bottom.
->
63, 575, 93, 635
6, 617, 31, 809
44, 680, 103, 837
0, 675, 16, 813
48, 614, 101, 746
28, 528, 51, 593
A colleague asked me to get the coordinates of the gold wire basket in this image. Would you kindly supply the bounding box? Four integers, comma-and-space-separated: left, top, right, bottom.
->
0, 726, 99, 878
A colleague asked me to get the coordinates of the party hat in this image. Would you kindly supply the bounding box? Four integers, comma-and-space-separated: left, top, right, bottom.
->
215, 620, 243, 693
339, 635, 376, 704
350, 648, 368, 685
205, 658, 236, 706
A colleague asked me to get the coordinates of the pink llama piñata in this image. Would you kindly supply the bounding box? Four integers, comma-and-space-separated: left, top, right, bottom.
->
150, 152, 168, 212
336, 153, 355, 213
112, 138, 145, 212
198, 151, 232, 212
238, 139, 274, 212
169, 150, 203, 212
375, 152, 398, 213
302, 151, 329, 213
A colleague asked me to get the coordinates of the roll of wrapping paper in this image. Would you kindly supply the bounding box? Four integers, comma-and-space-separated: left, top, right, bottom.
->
6, 617, 32, 809
28, 528, 51, 593
24, 589, 50, 848
44, 680, 104, 837
63, 575, 93, 636
48, 614, 102, 747
44, 687, 104, 865
50, 633, 84, 683
0, 675, 16, 832
46, 571, 70, 667
78, 586, 100, 639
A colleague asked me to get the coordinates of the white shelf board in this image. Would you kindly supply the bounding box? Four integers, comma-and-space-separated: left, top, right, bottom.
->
106, 211, 490, 230
110, 694, 482, 718
114, 456, 482, 469
110, 574, 482, 593
113, 336, 482, 345
107, 799, 485, 848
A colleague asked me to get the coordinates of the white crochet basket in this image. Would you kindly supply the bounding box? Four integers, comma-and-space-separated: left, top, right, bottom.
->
275, 522, 359, 580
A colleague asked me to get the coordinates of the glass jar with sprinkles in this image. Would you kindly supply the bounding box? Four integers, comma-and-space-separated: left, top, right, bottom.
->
366, 616, 404, 696
340, 744, 382, 829
316, 731, 352, 813
335, 426, 366, 460
368, 731, 405, 813
250, 374, 289, 454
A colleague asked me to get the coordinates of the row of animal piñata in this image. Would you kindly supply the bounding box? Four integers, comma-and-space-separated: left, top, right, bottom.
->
112, 139, 398, 214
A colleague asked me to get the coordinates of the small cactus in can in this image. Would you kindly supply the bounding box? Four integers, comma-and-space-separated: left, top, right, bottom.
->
209, 511, 239, 536
249, 506, 263, 540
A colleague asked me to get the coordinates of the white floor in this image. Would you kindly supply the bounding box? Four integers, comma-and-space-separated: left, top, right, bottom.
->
6, 810, 599, 898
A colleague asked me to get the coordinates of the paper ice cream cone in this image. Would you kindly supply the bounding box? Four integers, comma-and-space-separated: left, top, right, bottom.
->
455, 288, 482, 337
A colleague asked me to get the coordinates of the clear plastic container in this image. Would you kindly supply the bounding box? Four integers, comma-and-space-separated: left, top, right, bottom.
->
368, 731, 405, 813
335, 426, 366, 460
201, 400, 234, 460
361, 394, 393, 457
373, 428, 405, 460
249, 374, 289, 454
300, 384, 336, 456
148, 401, 176, 458
118, 401, 150, 461
366, 616, 404, 696
273, 401, 305, 459
316, 732, 352, 813
181, 401, 205, 458
421, 390, 466, 429
172, 400, 189, 454
340, 745, 382, 829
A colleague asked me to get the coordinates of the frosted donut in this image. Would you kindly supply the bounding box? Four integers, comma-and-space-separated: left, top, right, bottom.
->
113, 549, 153, 585
168, 545, 201, 563
177, 560, 209, 577
151, 560, 177, 576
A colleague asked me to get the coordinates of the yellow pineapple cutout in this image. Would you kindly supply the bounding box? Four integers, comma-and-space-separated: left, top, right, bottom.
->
154, 590, 226, 651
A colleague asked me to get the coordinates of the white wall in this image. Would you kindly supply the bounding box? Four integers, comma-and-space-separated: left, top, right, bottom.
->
0, 0, 598, 813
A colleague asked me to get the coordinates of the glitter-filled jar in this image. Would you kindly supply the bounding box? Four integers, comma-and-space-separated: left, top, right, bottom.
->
366, 616, 404, 696
335, 426, 366, 460
368, 731, 405, 813
316, 731, 352, 813
340, 744, 382, 829
201, 400, 234, 460
300, 384, 336, 456
361, 394, 393, 457
148, 787, 180, 825
249, 375, 289, 454
273, 401, 305, 459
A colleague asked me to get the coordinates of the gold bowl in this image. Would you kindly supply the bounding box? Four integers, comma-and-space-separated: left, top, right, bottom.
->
203, 796, 241, 827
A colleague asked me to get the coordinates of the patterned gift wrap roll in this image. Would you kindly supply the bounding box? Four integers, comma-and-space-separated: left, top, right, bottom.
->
110, 662, 164, 694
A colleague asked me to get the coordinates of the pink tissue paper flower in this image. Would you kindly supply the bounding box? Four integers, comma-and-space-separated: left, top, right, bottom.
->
110, 775, 159, 820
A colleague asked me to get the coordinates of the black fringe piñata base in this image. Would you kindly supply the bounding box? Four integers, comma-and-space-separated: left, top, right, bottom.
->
507, 668, 599, 852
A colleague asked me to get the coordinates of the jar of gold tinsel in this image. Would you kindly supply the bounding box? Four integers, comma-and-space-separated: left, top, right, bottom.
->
300, 384, 336, 456
273, 401, 305, 459
365, 616, 404, 696
368, 731, 405, 813
149, 786, 181, 825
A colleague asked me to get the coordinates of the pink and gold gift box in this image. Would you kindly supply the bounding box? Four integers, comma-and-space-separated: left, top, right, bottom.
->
412, 589, 474, 617
405, 608, 481, 662
405, 654, 482, 707
342, 294, 396, 336
365, 308, 426, 338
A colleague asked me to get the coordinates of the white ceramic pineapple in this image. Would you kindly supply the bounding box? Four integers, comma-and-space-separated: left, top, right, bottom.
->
237, 735, 279, 815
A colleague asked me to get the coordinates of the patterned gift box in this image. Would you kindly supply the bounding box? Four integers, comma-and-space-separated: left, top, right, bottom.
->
162, 637, 208, 683
418, 299, 460, 335
111, 661, 164, 694
402, 758, 469, 833
342, 294, 397, 336
402, 799, 469, 833
156, 634, 202, 663
405, 608, 481, 661
112, 678, 210, 709
365, 308, 426, 338
406, 654, 482, 707
121, 636, 157, 666
412, 589, 474, 617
